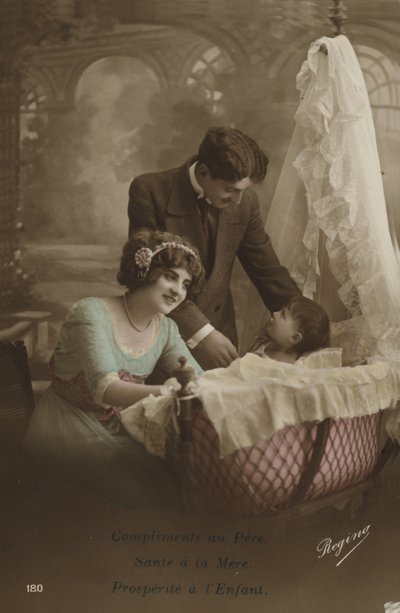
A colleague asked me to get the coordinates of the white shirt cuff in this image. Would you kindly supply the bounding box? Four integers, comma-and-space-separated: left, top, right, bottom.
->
186, 324, 215, 349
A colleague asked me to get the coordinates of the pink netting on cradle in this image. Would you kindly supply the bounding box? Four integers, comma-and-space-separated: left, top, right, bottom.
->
189, 409, 381, 517
306, 412, 381, 500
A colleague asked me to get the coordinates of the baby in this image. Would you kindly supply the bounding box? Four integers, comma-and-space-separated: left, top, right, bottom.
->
251, 296, 330, 363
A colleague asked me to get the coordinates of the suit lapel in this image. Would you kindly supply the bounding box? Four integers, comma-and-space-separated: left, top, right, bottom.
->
213, 203, 241, 269
164, 162, 242, 288
165, 161, 208, 263
196, 202, 242, 301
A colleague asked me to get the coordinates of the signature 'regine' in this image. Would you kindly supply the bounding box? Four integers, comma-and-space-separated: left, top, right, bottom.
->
316, 524, 370, 567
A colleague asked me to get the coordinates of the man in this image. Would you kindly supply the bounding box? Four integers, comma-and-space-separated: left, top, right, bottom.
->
128, 126, 300, 369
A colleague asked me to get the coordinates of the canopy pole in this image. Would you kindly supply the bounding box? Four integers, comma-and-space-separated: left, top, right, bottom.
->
328, 0, 347, 36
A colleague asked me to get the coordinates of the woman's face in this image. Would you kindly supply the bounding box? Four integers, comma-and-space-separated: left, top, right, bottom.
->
143, 267, 192, 314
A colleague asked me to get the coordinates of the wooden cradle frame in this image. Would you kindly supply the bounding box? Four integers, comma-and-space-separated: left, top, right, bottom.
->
170, 360, 399, 519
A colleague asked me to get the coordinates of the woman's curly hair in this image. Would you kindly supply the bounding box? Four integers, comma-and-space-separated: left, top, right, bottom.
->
117, 228, 204, 299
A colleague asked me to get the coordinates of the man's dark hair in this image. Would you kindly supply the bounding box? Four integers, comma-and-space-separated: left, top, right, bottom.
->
197, 126, 269, 183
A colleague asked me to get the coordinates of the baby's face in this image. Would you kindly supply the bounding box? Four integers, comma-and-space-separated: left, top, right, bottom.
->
266, 307, 300, 350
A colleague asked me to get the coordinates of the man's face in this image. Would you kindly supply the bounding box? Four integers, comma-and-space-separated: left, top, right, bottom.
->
200, 165, 255, 209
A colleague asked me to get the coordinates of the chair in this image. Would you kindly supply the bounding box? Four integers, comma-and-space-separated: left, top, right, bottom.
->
0, 340, 35, 487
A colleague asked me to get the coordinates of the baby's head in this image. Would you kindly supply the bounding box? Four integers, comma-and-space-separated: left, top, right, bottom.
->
266, 296, 330, 356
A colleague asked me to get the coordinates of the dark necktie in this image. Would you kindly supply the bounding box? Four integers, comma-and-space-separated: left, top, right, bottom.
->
197, 198, 214, 273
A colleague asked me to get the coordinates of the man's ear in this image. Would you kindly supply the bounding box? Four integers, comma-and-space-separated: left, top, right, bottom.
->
290, 332, 303, 346
197, 163, 210, 179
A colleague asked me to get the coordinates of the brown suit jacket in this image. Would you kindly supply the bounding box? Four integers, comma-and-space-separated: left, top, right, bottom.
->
128, 159, 300, 345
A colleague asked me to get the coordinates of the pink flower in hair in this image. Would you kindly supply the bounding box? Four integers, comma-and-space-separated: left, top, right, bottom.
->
134, 247, 153, 276
134, 240, 197, 279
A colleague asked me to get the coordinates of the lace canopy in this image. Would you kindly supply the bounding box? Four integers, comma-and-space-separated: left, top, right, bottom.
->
266, 35, 400, 364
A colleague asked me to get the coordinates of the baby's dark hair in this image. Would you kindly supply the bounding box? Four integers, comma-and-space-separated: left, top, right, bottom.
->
286, 296, 330, 355
197, 126, 268, 183
117, 228, 204, 299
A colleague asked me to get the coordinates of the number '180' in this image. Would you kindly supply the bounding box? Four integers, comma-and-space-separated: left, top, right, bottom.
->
26, 585, 43, 592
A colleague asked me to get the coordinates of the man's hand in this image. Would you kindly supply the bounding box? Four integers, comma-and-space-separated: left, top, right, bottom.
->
192, 330, 239, 369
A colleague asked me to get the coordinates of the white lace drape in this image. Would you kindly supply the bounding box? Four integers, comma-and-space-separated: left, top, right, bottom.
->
266, 35, 400, 364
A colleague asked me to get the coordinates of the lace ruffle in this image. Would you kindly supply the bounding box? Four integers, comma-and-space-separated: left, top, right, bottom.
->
94, 372, 120, 406
293, 35, 400, 362
198, 353, 400, 456
120, 353, 400, 458
120, 393, 178, 458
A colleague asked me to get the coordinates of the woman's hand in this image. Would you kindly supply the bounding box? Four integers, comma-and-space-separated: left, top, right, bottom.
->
192, 330, 238, 369
160, 377, 181, 396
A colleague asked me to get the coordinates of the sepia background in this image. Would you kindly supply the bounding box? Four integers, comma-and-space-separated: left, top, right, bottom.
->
1, 2, 400, 612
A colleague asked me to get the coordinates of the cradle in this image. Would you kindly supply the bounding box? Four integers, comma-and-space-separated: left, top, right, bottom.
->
161, 3, 400, 519
167, 358, 399, 518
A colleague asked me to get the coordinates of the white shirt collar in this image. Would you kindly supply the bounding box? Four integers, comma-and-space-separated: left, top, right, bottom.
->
189, 161, 210, 203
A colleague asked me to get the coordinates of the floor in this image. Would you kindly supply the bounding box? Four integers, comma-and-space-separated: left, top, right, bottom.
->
2, 459, 400, 613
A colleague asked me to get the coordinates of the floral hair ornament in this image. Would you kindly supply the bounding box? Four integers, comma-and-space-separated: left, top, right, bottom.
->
134, 241, 198, 279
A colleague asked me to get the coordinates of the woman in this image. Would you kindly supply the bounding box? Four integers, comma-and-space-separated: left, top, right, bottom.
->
24, 229, 204, 510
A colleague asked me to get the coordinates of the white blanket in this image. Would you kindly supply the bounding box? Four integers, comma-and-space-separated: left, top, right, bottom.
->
121, 353, 400, 458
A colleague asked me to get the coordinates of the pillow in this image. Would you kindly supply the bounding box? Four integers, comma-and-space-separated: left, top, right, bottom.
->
297, 347, 343, 369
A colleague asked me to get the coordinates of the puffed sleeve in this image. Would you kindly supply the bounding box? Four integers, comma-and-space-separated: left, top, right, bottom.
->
58, 298, 121, 405
157, 317, 203, 376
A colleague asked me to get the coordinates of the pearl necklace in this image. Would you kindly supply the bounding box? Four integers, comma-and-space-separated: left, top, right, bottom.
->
123, 293, 152, 333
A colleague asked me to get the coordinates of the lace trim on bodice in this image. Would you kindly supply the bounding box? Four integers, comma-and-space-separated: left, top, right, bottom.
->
94, 299, 162, 358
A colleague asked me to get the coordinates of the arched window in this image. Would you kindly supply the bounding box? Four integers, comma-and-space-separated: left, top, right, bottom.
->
356, 44, 400, 247
20, 77, 47, 114
20, 77, 48, 139
185, 45, 235, 113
